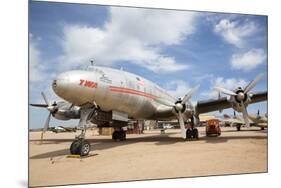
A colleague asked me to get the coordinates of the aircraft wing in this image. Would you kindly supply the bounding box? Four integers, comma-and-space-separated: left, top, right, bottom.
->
196, 91, 267, 114
222, 118, 245, 125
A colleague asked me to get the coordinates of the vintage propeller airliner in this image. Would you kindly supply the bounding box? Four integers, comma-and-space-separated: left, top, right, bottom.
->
30, 64, 267, 156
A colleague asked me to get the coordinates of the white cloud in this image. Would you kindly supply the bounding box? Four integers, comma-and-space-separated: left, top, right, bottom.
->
202, 77, 247, 98
214, 19, 258, 48
29, 33, 46, 82
164, 80, 191, 99
213, 77, 247, 90
231, 48, 266, 71
61, 7, 198, 72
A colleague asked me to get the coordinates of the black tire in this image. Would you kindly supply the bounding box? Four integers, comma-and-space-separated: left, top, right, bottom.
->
70, 140, 81, 155
186, 129, 192, 140
236, 125, 241, 131
112, 131, 119, 141
80, 140, 91, 156
120, 130, 126, 141
192, 128, 199, 139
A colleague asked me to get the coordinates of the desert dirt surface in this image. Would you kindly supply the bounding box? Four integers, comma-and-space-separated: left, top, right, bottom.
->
29, 127, 267, 187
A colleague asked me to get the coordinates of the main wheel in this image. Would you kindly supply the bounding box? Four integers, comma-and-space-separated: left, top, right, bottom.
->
112, 131, 119, 141
80, 140, 91, 156
120, 130, 126, 141
192, 128, 199, 139
186, 129, 192, 140
70, 139, 81, 155
236, 125, 241, 131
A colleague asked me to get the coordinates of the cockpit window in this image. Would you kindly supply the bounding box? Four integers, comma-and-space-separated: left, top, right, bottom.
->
52, 80, 57, 87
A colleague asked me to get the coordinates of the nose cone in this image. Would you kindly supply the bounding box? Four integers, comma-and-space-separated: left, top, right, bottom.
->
52, 72, 71, 97
52, 70, 97, 105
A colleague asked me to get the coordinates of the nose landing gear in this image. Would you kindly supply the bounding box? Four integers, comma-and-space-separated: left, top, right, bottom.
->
70, 138, 91, 156
69, 108, 93, 156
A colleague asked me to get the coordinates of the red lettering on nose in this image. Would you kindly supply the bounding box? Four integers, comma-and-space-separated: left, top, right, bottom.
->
79, 79, 85, 86
85, 81, 92, 87
92, 82, 98, 88
80, 79, 98, 88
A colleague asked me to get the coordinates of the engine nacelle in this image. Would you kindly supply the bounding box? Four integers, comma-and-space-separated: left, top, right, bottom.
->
230, 88, 251, 112
52, 101, 80, 120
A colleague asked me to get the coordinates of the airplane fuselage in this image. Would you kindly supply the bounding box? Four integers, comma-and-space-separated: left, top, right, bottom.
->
52, 66, 179, 120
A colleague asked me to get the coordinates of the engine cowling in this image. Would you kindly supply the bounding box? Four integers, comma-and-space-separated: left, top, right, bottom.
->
230, 87, 251, 112
52, 101, 80, 120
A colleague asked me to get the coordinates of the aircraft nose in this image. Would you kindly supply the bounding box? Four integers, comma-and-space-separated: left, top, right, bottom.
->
52, 72, 71, 97
51, 70, 97, 105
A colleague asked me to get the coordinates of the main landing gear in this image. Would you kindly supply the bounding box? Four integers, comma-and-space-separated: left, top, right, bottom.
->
186, 116, 199, 140
186, 128, 199, 140
112, 129, 126, 141
236, 125, 241, 131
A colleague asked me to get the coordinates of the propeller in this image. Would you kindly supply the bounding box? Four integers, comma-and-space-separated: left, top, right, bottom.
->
213, 73, 264, 128
155, 85, 200, 139
30, 92, 58, 142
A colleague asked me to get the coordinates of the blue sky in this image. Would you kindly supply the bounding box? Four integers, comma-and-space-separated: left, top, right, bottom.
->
29, 1, 268, 129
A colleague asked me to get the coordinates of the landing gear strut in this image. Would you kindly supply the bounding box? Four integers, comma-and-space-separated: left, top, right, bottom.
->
112, 129, 126, 141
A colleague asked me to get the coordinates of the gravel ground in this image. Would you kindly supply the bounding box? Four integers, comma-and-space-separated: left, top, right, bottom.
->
29, 127, 267, 187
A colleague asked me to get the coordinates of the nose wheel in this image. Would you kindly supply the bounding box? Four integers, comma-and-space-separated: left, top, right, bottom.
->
69, 108, 94, 156
70, 139, 91, 156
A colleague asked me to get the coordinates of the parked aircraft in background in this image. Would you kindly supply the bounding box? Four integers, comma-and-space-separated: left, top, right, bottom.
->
222, 110, 268, 131
248, 110, 268, 130
49, 126, 77, 133
30, 64, 267, 156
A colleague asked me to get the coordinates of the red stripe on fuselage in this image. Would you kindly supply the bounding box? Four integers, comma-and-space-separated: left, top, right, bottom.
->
109, 86, 158, 99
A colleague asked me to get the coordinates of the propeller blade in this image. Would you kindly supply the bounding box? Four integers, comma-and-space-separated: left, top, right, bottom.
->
154, 98, 175, 107
41, 92, 50, 106
244, 73, 264, 93
43, 112, 51, 132
178, 111, 186, 139
181, 85, 200, 104
214, 87, 237, 96
30, 104, 48, 108
41, 112, 51, 142
241, 101, 250, 128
